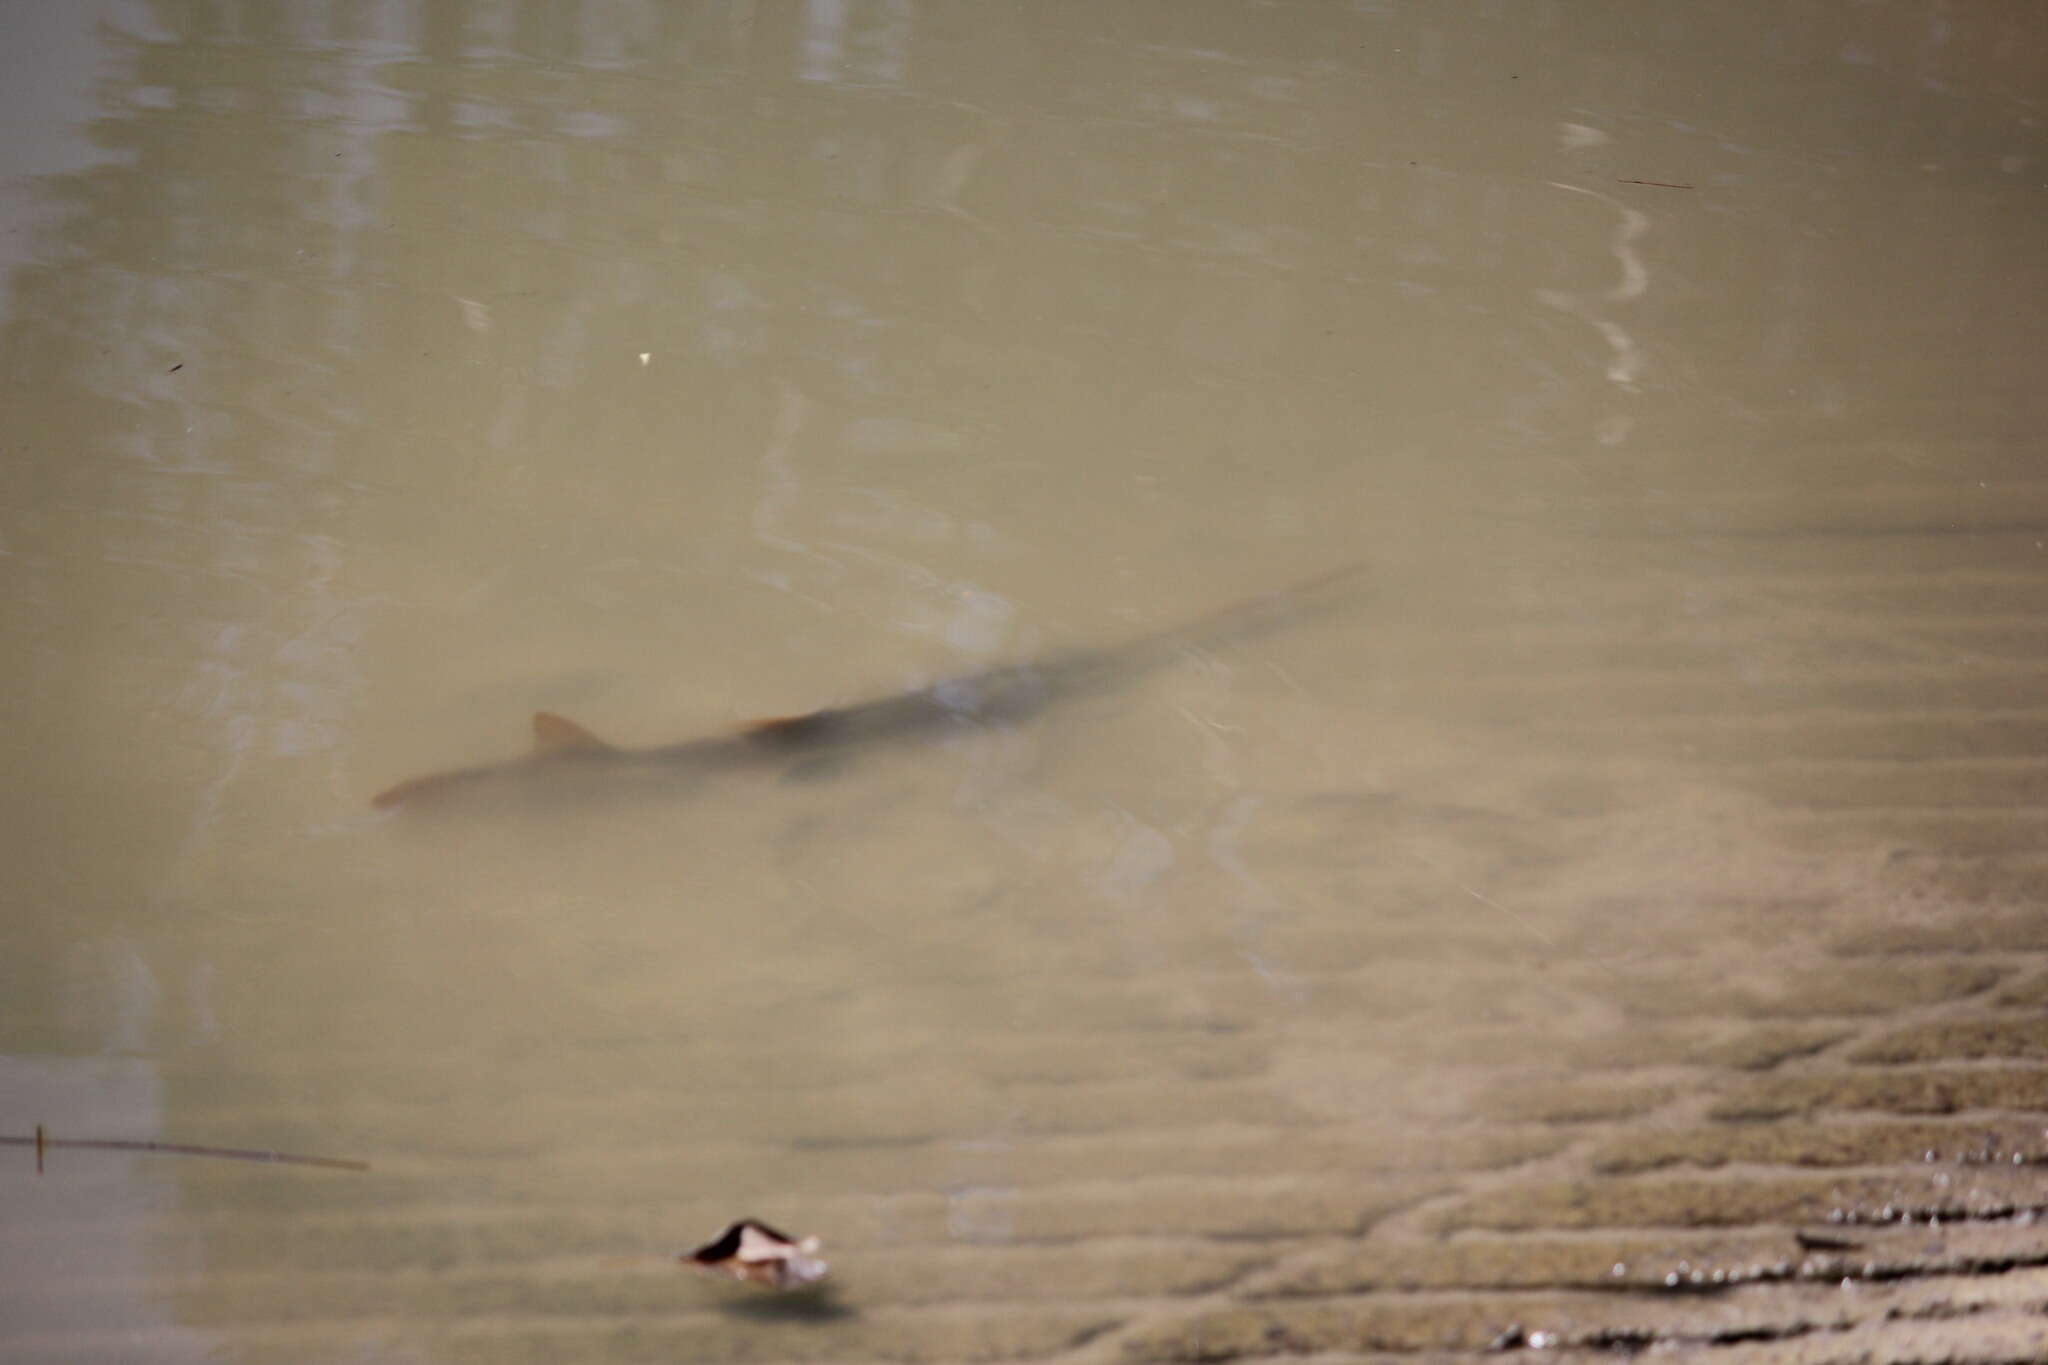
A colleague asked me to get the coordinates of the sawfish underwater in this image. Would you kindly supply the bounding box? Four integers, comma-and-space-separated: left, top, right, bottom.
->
371, 561, 1367, 811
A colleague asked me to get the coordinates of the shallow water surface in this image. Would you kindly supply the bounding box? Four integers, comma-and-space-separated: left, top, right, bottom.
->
2, 3, 2044, 1361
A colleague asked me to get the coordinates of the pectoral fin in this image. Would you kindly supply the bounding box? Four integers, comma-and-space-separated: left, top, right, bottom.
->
533, 711, 615, 754
780, 753, 851, 783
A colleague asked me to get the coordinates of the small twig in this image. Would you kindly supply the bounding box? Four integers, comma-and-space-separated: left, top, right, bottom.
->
4, 1126, 369, 1173
1402, 849, 1556, 946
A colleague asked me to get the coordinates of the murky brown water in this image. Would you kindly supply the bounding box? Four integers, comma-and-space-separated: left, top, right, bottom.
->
3, 3, 2044, 1362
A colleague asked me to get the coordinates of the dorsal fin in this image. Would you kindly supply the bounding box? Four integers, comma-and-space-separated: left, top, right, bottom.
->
532, 711, 614, 754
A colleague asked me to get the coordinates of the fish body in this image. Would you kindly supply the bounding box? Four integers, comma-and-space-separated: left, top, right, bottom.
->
371, 561, 1365, 810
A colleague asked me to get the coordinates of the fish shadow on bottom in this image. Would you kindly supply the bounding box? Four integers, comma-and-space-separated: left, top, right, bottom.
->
712, 1284, 854, 1322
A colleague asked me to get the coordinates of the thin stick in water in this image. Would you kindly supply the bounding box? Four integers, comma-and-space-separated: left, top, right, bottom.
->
3, 1127, 369, 1173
